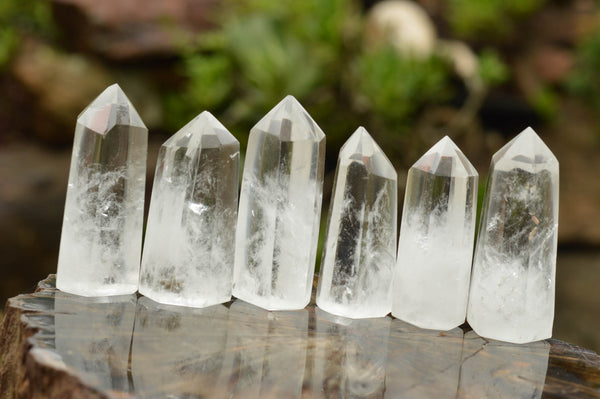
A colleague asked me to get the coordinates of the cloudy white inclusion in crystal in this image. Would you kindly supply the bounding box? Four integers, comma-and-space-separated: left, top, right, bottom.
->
139, 112, 239, 308
393, 136, 478, 330
233, 95, 325, 310
467, 127, 559, 344
57, 84, 147, 296
317, 127, 397, 318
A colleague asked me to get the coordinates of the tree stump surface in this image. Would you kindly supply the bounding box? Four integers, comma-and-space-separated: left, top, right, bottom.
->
1, 275, 599, 398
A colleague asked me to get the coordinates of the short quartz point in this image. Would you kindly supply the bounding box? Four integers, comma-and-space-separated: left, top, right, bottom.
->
233, 95, 326, 310
392, 136, 478, 330
317, 127, 397, 318
57, 84, 148, 296
139, 112, 239, 308
467, 127, 559, 344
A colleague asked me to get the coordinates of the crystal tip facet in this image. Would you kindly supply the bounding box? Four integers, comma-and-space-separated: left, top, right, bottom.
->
163, 110, 238, 149
412, 135, 477, 178
341, 126, 375, 157
253, 95, 325, 142
493, 126, 558, 167
339, 126, 396, 179
77, 83, 146, 135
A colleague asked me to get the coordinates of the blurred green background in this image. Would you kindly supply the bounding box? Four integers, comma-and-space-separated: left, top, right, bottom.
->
1, 0, 599, 351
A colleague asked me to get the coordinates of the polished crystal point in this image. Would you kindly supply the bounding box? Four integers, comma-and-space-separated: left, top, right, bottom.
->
233, 95, 326, 310
468, 127, 559, 344
317, 127, 397, 318
392, 136, 478, 330
57, 84, 147, 296
139, 112, 239, 308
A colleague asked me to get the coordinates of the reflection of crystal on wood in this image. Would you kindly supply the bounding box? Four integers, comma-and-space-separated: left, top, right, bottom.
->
233, 96, 325, 310
317, 127, 397, 319
228, 301, 308, 397
385, 321, 464, 398
393, 136, 478, 330
54, 292, 137, 391
5, 275, 600, 398
139, 112, 239, 308
311, 308, 390, 397
468, 127, 559, 344
132, 298, 233, 397
57, 84, 147, 296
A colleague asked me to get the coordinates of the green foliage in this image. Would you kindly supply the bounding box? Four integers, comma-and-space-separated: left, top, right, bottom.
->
569, 30, 600, 111
0, 0, 55, 67
478, 48, 509, 86
167, 0, 461, 154
166, 0, 361, 144
0, 27, 18, 67
530, 86, 558, 120
448, 0, 545, 41
475, 179, 487, 236
356, 46, 450, 126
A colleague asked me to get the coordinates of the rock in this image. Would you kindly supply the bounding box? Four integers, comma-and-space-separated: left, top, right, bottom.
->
0, 142, 70, 307
532, 45, 574, 85
50, 0, 221, 60
10, 40, 164, 144
10, 40, 113, 144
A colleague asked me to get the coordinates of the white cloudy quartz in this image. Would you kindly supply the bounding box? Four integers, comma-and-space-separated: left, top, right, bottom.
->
317, 127, 397, 319
139, 112, 239, 308
467, 127, 559, 344
233, 95, 325, 310
57, 84, 147, 296
393, 136, 478, 330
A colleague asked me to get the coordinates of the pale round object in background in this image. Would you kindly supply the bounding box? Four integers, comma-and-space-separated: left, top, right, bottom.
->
365, 0, 437, 59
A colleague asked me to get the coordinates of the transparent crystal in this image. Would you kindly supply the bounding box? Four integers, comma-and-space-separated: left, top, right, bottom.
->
317, 127, 397, 318
139, 112, 239, 308
467, 127, 559, 343
57, 84, 147, 296
233, 95, 326, 310
392, 136, 478, 330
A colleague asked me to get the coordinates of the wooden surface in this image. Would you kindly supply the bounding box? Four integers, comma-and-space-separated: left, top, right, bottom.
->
1, 275, 599, 398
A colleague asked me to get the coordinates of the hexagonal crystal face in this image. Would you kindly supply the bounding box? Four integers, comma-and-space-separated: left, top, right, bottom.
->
393, 136, 478, 330
57, 84, 147, 296
140, 111, 240, 308
233, 95, 325, 310
468, 127, 559, 344
317, 127, 398, 319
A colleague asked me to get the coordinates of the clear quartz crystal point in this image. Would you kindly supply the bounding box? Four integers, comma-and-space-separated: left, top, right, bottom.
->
467, 127, 559, 344
316, 127, 397, 318
392, 136, 478, 330
139, 112, 240, 308
233, 95, 326, 310
57, 84, 147, 296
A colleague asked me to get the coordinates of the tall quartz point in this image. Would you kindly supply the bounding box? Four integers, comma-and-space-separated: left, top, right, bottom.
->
233, 95, 325, 310
393, 136, 478, 330
317, 127, 397, 318
139, 112, 240, 307
468, 127, 559, 344
57, 84, 147, 296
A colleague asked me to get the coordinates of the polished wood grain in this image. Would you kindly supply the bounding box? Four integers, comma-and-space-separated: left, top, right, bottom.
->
1, 275, 599, 398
